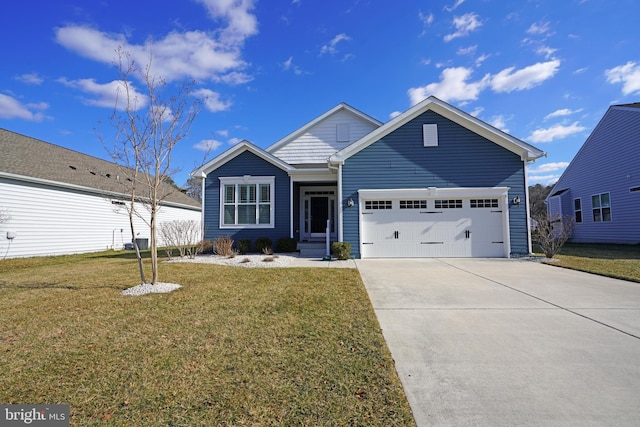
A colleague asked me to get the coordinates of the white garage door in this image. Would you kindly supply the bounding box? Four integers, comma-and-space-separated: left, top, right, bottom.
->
360, 194, 507, 258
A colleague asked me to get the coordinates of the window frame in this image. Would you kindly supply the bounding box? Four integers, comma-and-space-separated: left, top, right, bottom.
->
574, 198, 582, 223
591, 192, 612, 223
219, 176, 275, 229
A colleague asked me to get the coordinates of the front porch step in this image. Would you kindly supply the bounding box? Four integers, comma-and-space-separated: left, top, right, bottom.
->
297, 242, 330, 258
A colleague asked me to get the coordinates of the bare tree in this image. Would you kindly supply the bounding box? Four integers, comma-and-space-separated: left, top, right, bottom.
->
183, 176, 203, 202
532, 212, 575, 258
101, 48, 201, 284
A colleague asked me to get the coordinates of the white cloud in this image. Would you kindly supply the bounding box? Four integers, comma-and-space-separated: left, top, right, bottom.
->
490, 59, 560, 93
55, 0, 258, 85
192, 88, 231, 112
489, 115, 509, 133
573, 67, 588, 74
194, 139, 223, 151
444, 13, 483, 42
526, 20, 551, 36
193, 0, 258, 43
544, 108, 582, 120
408, 59, 560, 106
536, 46, 557, 59
469, 106, 484, 117
216, 129, 229, 137
419, 11, 434, 26
444, 0, 465, 12
15, 73, 44, 85
320, 33, 350, 55
475, 53, 490, 67
0, 93, 49, 121
408, 66, 490, 104
527, 122, 586, 143
228, 137, 242, 145
389, 111, 402, 119
457, 45, 477, 55
529, 162, 570, 174
282, 56, 303, 75
605, 61, 640, 95
528, 162, 570, 185
58, 78, 148, 110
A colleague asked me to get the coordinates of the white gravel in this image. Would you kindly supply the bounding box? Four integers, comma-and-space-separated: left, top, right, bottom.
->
121, 282, 182, 296
165, 253, 296, 268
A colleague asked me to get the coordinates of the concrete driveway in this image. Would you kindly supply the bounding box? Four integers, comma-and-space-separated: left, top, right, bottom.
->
356, 258, 640, 426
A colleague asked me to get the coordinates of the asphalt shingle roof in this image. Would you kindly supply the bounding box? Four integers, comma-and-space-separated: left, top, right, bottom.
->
0, 128, 200, 209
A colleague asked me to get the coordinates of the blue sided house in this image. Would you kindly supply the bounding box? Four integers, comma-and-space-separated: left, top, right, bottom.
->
193, 96, 545, 258
547, 102, 640, 244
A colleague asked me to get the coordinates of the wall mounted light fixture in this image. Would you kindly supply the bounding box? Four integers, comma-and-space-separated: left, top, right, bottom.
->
512, 196, 521, 205
347, 198, 354, 207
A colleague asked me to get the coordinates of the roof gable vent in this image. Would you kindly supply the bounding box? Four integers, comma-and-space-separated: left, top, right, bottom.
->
423, 124, 438, 147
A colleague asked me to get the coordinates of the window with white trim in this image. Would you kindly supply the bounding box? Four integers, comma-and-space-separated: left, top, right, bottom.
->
400, 200, 427, 209
591, 193, 611, 222
574, 198, 582, 223
220, 177, 274, 228
364, 200, 392, 210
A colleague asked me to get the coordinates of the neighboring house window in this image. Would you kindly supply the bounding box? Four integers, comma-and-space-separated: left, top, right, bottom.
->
591, 193, 611, 222
220, 177, 274, 228
574, 198, 582, 223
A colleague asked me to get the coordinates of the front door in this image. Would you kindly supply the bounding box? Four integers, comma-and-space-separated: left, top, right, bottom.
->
301, 186, 337, 241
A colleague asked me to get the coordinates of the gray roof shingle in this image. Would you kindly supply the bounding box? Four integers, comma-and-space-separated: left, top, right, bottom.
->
0, 128, 200, 209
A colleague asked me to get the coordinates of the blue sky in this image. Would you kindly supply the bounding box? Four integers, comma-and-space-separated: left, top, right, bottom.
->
2, 0, 640, 187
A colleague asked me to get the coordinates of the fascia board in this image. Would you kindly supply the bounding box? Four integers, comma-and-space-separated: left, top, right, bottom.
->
266, 103, 383, 155
192, 141, 293, 177
331, 96, 545, 163
358, 186, 510, 200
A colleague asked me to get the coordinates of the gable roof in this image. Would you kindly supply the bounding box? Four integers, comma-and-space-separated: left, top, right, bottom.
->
329, 96, 546, 164
546, 102, 640, 200
265, 102, 383, 155
0, 128, 200, 209
192, 140, 294, 177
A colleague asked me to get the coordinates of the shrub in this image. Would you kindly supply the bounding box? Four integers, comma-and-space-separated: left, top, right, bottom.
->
331, 242, 351, 260
254, 237, 272, 254
198, 240, 213, 254
159, 219, 201, 259
532, 212, 575, 258
237, 239, 251, 255
276, 237, 297, 253
213, 235, 235, 257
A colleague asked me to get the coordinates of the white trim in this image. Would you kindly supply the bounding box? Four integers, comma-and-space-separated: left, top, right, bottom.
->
299, 185, 338, 241
358, 186, 510, 200
193, 141, 294, 177
219, 176, 275, 229
330, 96, 545, 164
524, 160, 533, 254
289, 168, 336, 182
266, 103, 383, 154
0, 171, 200, 211
337, 164, 343, 242
289, 177, 294, 238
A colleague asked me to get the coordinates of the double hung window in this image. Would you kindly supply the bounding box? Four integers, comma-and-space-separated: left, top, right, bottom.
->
591, 193, 611, 222
220, 177, 274, 228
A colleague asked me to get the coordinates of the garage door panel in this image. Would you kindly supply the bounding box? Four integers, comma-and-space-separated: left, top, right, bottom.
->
360, 194, 506, 258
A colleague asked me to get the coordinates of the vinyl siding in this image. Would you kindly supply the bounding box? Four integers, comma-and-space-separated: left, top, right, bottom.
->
342, 110, 529, 258
549, 106, 640, 243
0, 177, 201, 259
203, 150, 291, 244
271, 110, 379, 164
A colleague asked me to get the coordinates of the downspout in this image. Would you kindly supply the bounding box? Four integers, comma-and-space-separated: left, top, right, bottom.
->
328, 161, 343, 242
200, 175, 206, 241
524, 158, 533, 255
289, 175, 294, 239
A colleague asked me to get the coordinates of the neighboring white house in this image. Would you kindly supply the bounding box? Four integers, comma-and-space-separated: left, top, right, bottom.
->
0, 128, 201, 259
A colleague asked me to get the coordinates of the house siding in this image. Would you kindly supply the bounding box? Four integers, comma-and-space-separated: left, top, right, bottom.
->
203, 150, 291, 245
270, 110, 380, 165
0, 177, 201, 259
341, 110, 529, 258
549, 106, 640, 244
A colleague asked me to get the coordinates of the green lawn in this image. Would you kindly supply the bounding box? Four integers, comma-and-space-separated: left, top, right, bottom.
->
0, 251, 415, 426
535, 243, 640, 282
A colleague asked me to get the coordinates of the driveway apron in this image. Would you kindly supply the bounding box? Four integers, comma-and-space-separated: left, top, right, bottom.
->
356, 258, 640, 426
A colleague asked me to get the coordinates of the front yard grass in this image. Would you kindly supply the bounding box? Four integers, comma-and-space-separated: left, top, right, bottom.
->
535, 243, 640, 282
0, 251, 415, 426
